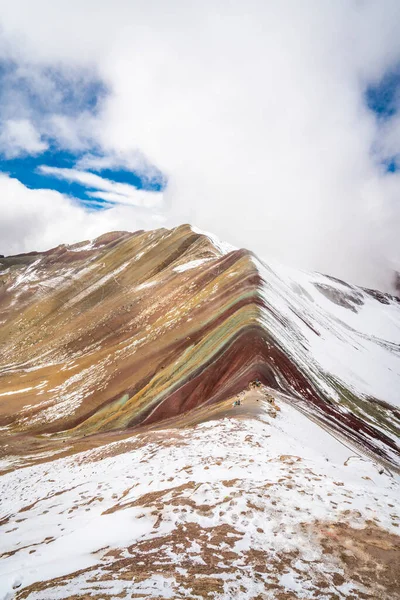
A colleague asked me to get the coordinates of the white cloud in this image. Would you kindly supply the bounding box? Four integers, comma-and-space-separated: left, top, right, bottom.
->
37, 165, 163, 208
0, 174, 165, 255
75, 151, 164, 186
46, 113, 96, 152
0, 1, 400, 290
0, 119, 48, 158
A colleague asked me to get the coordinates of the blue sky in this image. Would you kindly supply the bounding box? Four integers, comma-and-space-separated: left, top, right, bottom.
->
365, 68, 400, 119
365, 67, 400, 173
0, 149, 166, 210
0, 59, 166, 211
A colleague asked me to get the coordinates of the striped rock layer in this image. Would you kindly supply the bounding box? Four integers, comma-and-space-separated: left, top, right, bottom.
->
0, 224, 399, 469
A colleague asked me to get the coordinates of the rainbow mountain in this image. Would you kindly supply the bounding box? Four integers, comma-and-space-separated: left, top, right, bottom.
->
0, 224, 399, 468
1, 225, 400, 599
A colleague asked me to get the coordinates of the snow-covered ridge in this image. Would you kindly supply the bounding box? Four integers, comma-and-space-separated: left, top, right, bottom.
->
190, 225, 237, 255
189, 228, 400, 406
255, 256, 400, 408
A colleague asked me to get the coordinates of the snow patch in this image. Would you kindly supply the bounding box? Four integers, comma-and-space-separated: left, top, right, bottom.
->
173, 258, 212, 272
190, 225, 237, 255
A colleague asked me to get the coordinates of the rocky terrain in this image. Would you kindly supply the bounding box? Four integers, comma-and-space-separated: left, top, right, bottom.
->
0, 224, 399, 599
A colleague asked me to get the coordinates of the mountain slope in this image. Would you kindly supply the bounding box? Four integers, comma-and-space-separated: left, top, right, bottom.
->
0, 224, 399, 470
1, 225, 400, 599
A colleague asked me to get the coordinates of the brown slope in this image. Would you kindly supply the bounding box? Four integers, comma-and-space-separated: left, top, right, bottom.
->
0, 225, 261, 435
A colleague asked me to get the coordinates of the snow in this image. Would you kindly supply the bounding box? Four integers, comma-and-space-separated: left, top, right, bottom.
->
279, 572, 302, 593
1, 400, 399, 599
136, 280, 158, 290
7, 510, 153, 590
68, 242, 94, 252
8, 260, 41, 291
173, 258, 211, 272
0, 387, 36, 397
190, 225, 237, 255
276, 262, 400, 344
62, 261, 131, 309
254, 257, 400, 407
28, 363, 110, 425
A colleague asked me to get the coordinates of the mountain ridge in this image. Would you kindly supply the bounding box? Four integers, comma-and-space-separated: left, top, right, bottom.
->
1, 224, 400, 599
0, 224, 399, 472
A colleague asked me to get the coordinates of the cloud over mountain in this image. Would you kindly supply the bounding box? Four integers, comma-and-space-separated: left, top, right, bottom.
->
0, 0, 400, 290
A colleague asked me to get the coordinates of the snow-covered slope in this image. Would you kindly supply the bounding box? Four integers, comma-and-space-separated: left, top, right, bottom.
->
253, 257, 400, 467
258, 258, 400, 406
1, 392, 399, 599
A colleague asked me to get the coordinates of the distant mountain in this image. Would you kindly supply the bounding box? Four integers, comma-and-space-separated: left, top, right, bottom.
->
395, 271, 400, 295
